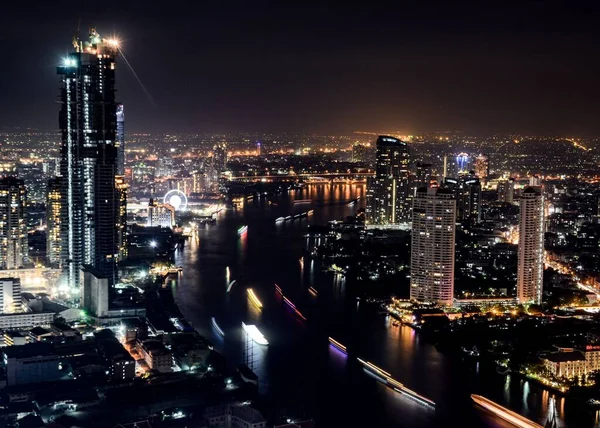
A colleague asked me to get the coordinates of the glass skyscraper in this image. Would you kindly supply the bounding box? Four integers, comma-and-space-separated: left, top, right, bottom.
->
366, 136, 411, 225
57, 29, 120, 295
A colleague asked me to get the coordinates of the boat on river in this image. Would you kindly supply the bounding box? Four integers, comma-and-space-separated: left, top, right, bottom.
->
211, 317, 225, 337
237, 364, 258, 385
471, 394, 543, 428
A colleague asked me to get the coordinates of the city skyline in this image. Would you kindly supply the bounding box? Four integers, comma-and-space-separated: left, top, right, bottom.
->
2, 3, 600, 135
1, 5, 600, 428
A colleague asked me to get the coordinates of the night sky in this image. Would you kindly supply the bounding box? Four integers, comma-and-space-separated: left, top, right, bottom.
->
1, 1, 600, 135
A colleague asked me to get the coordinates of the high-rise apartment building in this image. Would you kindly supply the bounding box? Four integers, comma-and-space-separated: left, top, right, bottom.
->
0, 177, 28, 270
115, 176, 128, 260
474, 154, 489, 182
366, 136, 411, 225
57, 29, 120, 293
517, 186, 544, 304
498, 178, 515, 204
116, 104, 125, 176
410, 187, 456, 305
46, 177, 62, 267
445, 174, 481, 224
212, 143, 228, 173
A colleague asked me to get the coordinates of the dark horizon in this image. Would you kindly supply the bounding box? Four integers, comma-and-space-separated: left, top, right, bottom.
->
2, 1, 600, 136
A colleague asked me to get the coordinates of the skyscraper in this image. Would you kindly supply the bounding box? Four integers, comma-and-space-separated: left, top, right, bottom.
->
0, 178, 28, 270
410, 187, 456, 305
498, 178, 515, 204
474, 154, 489, 182
57, 29, 120, 293
517, 186, 544, 304
213, 143, 228, 173
115, 176, 128, 260
445, 174, 481, 224
116, 104, 125, 176
46, 177, 62, 267
365, 136, 411, 225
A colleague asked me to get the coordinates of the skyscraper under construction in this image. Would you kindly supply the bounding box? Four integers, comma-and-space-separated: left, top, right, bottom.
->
57, 29, 121, 295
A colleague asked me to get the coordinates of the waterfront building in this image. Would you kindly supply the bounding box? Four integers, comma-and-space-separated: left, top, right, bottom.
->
517, 186, 544, 304
0, 177, 28, 270
57, 29, 120, 293
116, 104, 125, 176
366, 136, 411, 225
410, 187, 456, 305
0, 278, 21, 314
213, 142, 228, 173
115, 176, 128, 260
497, 178, 515, 204
147, 198, 175, 228
46, 177, 62, 267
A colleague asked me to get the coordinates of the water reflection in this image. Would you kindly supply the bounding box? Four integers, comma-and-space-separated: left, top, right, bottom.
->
174, 184, 576, 427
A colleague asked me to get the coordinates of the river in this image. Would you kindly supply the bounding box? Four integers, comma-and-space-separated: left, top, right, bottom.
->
172, 183, 591, 427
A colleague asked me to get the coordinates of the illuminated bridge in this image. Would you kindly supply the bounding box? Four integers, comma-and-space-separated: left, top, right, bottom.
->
227, 172, 373, 184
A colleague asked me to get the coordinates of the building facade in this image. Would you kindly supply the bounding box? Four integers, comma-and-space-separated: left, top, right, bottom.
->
410, 187, 456, 305
115, 176, 128, 260
0, 177, 28, 270
212, 143, 228, 173
366, 136, 411, 225
116, 104, 125, 176
497, 178, 515, 204
517, 186, 545, 304
0, 278, 21, 314
57, 29, 120, 293
474, 154, 489, 182
46, 177, 62, 267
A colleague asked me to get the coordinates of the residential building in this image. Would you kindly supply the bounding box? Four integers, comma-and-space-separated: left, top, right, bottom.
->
46, 177, 62, 267
410, 187, 456, 305
366, 136, 411, 225
517, 186, 544, 304
0, 177, 27, 269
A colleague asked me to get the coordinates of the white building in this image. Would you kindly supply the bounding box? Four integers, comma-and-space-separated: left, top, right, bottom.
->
81, 267, 109, 318
0, 312, 55, 329
517, 186, 544, 304
147, 199, 175, 228
0, 278, 21, 314
410, 187, 456, 305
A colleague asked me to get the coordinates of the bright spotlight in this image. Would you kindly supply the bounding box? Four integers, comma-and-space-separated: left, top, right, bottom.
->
150, 240, 157, 248
106, 38, 120, 47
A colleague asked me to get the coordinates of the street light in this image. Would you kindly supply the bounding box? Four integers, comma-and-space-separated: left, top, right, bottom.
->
150, 240, 157, 248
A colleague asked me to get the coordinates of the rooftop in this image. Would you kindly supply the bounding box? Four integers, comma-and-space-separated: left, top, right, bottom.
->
543, 351, 586, 363
3, 342, 55, 359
